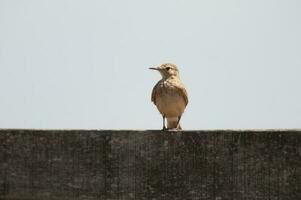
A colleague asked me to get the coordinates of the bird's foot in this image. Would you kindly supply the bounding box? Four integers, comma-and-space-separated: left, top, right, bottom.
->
168, 128, 181, 131
162, 127, 181, 131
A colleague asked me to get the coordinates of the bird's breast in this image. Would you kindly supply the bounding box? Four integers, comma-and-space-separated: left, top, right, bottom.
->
155, 82, 186, 118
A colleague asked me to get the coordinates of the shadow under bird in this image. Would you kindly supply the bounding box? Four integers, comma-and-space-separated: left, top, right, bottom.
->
149, 63, 188, 130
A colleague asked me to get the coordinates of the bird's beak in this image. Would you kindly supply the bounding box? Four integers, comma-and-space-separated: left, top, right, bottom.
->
149, 67, 159, 70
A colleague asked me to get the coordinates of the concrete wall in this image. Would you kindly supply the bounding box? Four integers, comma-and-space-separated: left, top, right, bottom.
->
0, 129, 301, 200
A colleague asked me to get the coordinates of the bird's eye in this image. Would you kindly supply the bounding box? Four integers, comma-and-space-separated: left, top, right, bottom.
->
166, 67, 170, 71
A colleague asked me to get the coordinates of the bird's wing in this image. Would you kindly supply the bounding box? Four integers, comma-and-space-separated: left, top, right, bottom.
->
174, 81, 189, 106
151, 82, 160, 105
173, 80, 188, 106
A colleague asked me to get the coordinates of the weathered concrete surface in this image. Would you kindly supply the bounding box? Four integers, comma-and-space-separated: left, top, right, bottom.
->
0, 129, 301, 200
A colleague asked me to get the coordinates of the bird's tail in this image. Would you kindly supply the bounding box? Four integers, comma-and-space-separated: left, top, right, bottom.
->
167, 117, 182, 130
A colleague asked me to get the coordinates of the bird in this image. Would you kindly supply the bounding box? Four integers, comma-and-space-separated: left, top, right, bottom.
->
149, 63, 188, 130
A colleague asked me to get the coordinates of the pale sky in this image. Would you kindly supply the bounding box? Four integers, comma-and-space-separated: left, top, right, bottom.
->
0, 0, 300, 130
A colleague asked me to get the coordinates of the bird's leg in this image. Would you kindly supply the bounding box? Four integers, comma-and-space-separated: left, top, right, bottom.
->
162, 115, 167, 131
176, 115, 182, 130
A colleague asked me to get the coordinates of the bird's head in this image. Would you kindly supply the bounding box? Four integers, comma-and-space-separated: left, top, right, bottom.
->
149, 63, 180, 79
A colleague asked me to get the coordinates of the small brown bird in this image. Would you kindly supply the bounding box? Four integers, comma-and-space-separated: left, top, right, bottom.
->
149, 63, 188, 130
